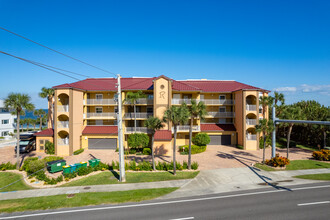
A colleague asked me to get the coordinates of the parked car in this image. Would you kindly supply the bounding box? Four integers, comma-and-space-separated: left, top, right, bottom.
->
15, 133, 36, 153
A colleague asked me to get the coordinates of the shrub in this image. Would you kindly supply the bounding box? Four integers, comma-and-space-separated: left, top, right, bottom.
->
0, 162, 16, 171
179, 145, 206, 154
312, 149, 330, 161
129, 149, 137, 154
138, 160, 152, 171
73, 148, 84, 155
236, 145, 244, 150
127, 133, 150, 149
22, 157, 38, 171
43, 156, 63, 163
64, 172, 77, 179
26, 160, 45, 174
45, 141, 55, 155
191, 162, 199, 170
265, 154, 290, 167
192, 133, 210, 146
93, 162, 110, 171
182, 161, 188, 170
77, 166, 93, 176
143, 148, 151, 155
129, 160, 137, 171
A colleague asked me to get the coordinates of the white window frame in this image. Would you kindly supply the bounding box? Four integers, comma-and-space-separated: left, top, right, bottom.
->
1, 131, 9, 136
96, 94, 103, 100
2, 119, 9, 124
96, 107, 103, 113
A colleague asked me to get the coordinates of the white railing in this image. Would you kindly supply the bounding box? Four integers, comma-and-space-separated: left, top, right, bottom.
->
246, 105, 257, 111
124, 112, 153, 119
86, 113, 117, 118
58, 105, 69, 112
246, 119, 257, 125
86, 99, 116, 105
171, 99, 193, 105
172, 125, 200, 132
58, 138, 69, 145
206, 112, 235, 118
125, 127, 151, 133
58, 121, 69, 128
171, 99, 234, 105
125, 98, 153, 105
246, 134, 257, 140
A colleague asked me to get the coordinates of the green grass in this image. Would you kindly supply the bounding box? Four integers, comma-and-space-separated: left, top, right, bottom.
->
62, 171, 199, 187
0, 187, 178, 213
0, 172, 32, 192
294, 173, 330, 180
255, 160, 330, 171
295, 144, 317, 152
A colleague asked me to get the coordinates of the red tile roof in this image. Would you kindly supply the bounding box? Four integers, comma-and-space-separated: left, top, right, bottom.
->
82, 126, 118, 135
201, 124, 236, 132
53, 76, 268, 92
154, 130, 172, 141
33, 128, 54, 137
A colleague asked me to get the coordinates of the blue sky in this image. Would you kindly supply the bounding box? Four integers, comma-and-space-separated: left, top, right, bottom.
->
0, 0, 329, 108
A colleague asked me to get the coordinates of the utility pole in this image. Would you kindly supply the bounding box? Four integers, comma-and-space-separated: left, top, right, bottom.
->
271, 106, 276, 158
116, 74, 126, 182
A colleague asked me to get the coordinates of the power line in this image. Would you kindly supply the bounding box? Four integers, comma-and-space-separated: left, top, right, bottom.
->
0, 26, 118, 77
33, 62, 90, 78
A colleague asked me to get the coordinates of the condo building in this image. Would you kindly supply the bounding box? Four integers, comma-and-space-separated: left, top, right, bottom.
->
0, 99, 16, 138
34, 75, 269, 156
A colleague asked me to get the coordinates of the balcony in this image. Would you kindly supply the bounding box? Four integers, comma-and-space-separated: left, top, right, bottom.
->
85, 113, 117, 119
172, 99, 193, 105
246, 134, 257, 140
85, 99, 116, 105
124, 112, 153, 119
58, 121, 69, 128
246, 105, 257, 111
201, 99, 234, 105
125, 127, 151, 133
172, 125, 200, 132
206, 112, 235, 118
246, 119, 257, 126
58, 105, 69, 112
125, 98, 153, 105
58, 138, 69, 145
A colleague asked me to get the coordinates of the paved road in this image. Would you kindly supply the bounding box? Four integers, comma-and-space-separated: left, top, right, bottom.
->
1, 182, 330, 220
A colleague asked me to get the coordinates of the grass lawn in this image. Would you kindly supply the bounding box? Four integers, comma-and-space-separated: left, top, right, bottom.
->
0, 187, 178, 213
62, 171, 199, 187
255, 160, 330, 171
276, 142, 317, 152
294, 173, 330, 180
0, 172, 32, 192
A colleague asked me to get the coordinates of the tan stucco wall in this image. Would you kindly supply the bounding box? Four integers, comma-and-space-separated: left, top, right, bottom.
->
154, 140, 172, 156
36, 136, 53, 152
70, 89, 84, 155
154, 77, 172, 130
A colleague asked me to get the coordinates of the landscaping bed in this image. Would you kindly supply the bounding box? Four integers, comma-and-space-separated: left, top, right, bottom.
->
255, 159, 330, 171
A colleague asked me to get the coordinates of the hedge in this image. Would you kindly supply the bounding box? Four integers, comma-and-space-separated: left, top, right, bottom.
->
179, 145, 206, 154
73, 148, 84, 155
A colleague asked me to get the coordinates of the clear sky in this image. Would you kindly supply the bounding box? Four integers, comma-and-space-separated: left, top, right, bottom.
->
0, 0, 329, 108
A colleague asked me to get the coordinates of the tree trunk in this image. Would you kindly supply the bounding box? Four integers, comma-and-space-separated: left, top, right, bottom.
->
33, 124, 36, 131
287, 125, 293, 158
263, 134, 266, 163
173, 126, 177, 175
39, 116, 42, 131
48, 97, 53, 129
26, 123, 29, 131
151, 134, 155, 171
134, 103, 136, 132
16, 113, 20, 170
188, 117, 193, 170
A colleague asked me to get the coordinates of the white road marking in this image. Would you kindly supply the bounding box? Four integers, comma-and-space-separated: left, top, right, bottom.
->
0, 184, 330, 219
169, 217, 194, 220
297, 201, 330, 206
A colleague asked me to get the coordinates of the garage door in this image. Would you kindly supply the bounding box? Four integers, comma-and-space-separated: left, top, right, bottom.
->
209, 135, 231, 146
88, 138, 117, 150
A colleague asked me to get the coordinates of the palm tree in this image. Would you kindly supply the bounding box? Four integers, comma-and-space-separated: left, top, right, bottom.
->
187, 100, 207, 169
25, 118, 32, 131
274, 92, 285, 107
282, 105, 304, 158
259, 96, 273, 119
163, 104, 189, 175
255, 119, 274, 163
34, 109, 46, 131
145, 117, 164, 170
39, 87, 54, 128
19, 118, 26, 133
4, 93, 35, 169
31, 119, 37, 131
124, 90, 146, 132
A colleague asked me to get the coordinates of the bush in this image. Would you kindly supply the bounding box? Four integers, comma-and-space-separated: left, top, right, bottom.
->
26, 160, 45, 174
63, 172, 77, 179
22, 157, 38, 171
129, 149, 137, 154
179, 145, 206, 154
191, 162, 199, 170
0, 162, 16, 171
192, 133, 210, 146
77, 166, 93, 176
43, 156, 63, 163
138, 160, 152, 171
73, 148, 84, 155
259, 136, 272, 149
312, 149, 330, 161
236, 145, 244, 150
143, 148, 151, 155
129, 160, 137, 171
93, 162, 110, 171
45, 141, 55, 155
127, 133, 149, 149
265, 154, 290, 167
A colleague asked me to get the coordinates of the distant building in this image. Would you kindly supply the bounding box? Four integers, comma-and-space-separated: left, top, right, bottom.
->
0, 99, 16, 137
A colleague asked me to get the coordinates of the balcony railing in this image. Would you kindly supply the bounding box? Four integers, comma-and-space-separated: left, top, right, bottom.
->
58, 105, 69, 112
86, 113, 117, 118
85, 99, 116, 105
206, 112, 235, 118
246, 119, 257, 125
58, 121, 69, 128
124, 112, 153, 119
246, 134, 257, 140
125, 127, 151, 133
171, 99, 234, 105
58, 138, 69, 145
172, 125, 200, 132
125, 98, 153, 105
171, 99, 193, 105
246, 105, 257, 111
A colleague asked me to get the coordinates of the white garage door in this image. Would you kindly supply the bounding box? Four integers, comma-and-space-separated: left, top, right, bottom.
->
209, 135, 231, 146
88, 138, 117, 150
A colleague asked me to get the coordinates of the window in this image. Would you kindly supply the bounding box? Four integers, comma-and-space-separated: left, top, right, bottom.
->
173, 94, 180, 99
96, 107, 103, 113
148, 94, 154, 100
259, 107, 263, 114
39, 140, 44, 145
219, 107, 226, 113
96, 94, 103, 100
114, 107, 118, 113
219, 118, 226, 124
219, 95, 226, 100
147, 107, 153, 113
1, 131, 9, 136
2, 119, 9, 124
